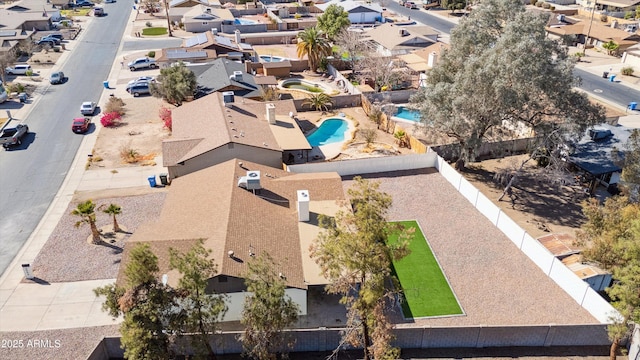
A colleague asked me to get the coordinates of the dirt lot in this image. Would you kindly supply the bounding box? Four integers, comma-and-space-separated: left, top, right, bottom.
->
90, 96, 169, 169
460, 154, 591, 239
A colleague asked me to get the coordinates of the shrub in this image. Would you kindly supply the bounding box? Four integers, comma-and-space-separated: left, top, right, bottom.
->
145, 21, 153, 27
529, 0, 536, 4
550, 5, 555, 10
25, 69, 33, 77
105, 96, 126, 116
625, 11, 634, 19
119, 144, 139, 163
147, 51, 155, 58
159, 107, 172, 131
7, 83, 25, 93
542, 2, 550, 9
294, 13, 302, 19
535, 1, 543, 7
100, 111, 121, 127
622, 66, 635, 76
600, 14, 608, 22
53, 47, 60, 52
361, 128, 377, 147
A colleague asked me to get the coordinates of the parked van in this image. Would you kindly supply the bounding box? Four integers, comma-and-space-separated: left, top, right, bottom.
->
5, 64, 32, 75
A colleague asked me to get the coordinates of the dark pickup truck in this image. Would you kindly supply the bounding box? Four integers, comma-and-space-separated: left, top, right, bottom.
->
0, 123, 29, 149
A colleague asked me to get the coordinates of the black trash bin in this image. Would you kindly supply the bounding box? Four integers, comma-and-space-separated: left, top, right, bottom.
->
159, 173, 170, 186
602, 71, 609, 78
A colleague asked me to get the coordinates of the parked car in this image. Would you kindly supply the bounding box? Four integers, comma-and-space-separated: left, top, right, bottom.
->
80, 101, 97, 115
127, 83, 151, 97
69, 0, 93, 7
127, 57, 157, 71
93, 6, 104, 16
104, 0, 115, 3
40, 36, 61, 45
127, 76, 155, 86
36, 39, 57, 47
46, 32, 64, 41
5, 64, 32, 75
49, 71, 65, 84
405, 1, 418, 8
72, 117, 91, 133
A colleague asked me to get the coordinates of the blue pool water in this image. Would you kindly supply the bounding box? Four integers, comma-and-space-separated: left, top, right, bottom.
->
395, 106, 421, 122
234, 18, 257, 25
306, 119, 348, 147
260, 55, 285, 62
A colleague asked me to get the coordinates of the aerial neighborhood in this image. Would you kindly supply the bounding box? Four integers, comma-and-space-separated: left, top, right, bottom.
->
1, 0, 640, 358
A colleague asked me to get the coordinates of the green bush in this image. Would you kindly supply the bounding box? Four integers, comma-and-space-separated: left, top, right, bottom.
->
624, 11, 634, 19
7, 83, 25, 93
622, 66, 635, 76
550, 5, 555, 10
53, 47, 60, 52
147, 51, 156, 58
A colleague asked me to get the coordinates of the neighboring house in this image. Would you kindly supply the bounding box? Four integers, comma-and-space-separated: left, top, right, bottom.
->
155, 47, 218, 67
183, 31, 256, 60
0, 9, 54, 31
170, 0, 220, 8
195, 58, 265, 99
578, 0, 640, 16
181, 5, 234, 33
568, 123, 634, 193
316, 0, 383, 24
119, 158, 346, 321
561, 254, 613, 292
362, 23, 439, 56
398, 42, 449, 73
163, 92, 311, 179
622, 42, 640, 66
546, 21, 640, 53
6, 0, 62, 22
0, 29, 35, 57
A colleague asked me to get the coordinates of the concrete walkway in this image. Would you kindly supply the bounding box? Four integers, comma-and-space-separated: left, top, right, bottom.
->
0, 7, 168, 332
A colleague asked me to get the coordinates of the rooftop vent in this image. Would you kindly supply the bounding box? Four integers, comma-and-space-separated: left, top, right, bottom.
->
398, 28, 407, 36
230, 70, 243, 82
222, 91, 234, 106
211, 28, 218, 35
206, 8, 211, 13
297, 190, 309, 222
265, 103, 276, 124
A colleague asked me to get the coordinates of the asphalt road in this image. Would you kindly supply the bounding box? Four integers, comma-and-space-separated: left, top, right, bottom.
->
380, 0, 640, 107
0, 2, 132, 274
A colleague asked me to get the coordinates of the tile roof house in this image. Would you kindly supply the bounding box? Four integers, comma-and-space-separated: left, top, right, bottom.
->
6, 0, 61, 22
397, 42, 449, 72
316, 0, 383, 24
0, 8, 55, 31
546, 20, 640, 53
163, 92, 311, 179
169, 0, 221, 8
181, 5, 235, 33
119, 158, 346, 321
155, 47, 218, 66
363, 23, 439, 56
195, 58, 264, 99
182, 31, 255, 60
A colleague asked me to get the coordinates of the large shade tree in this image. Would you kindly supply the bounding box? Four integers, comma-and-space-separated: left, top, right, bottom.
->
296, 26, 332, 73
317, 4, 351, 41
150, 61, 197, 105
411, 0, 603, 165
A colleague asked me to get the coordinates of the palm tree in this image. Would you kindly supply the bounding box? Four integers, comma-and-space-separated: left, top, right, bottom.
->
303, 93, 333, 113
102, 203, 122, 232
296, 26, 332, 73
72, 200, 101, 244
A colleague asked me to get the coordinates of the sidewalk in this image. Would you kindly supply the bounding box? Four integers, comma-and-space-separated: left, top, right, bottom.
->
0, 7, 168, 332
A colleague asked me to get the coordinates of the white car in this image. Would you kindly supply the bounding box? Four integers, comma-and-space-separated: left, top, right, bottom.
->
80, 101, 97, 115
5, 64, 32, 75
127, 76, 154, 86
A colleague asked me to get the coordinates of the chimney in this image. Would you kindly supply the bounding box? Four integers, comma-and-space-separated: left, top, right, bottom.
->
297, 190, 309, 222
427, 52, 437, 68
234, 29, 241, 44
222, 91, 234, 106
245, 60, 252, 73
211, 27, 218, 35
265, 103, 276, 124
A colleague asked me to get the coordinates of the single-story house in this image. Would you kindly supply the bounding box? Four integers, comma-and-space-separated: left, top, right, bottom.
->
397, 42, 449, 73
183, 31, 256, 60
6, 0, 62, 22
119, 158, 346, 321
163, 92, 311, 179
170, 0, 220, 8
546, 21, 640, 53
622, 43, 640, 66
181, 5, 234, 33
316, 0, 383, 24
362, 23, 439, 56
0, 29, 35, 57
0, 8, 54, 31
155, 48, 218, 67
568, 123, 634, 192
194, 58, 266, 99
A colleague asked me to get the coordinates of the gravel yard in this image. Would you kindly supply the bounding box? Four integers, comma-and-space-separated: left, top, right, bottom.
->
31, 192, 166, 282
343, 169, 598, 326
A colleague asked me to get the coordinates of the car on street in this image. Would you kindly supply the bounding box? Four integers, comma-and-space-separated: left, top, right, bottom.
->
104, 0, 115, 3
68, 0, 94, 7
72, 117, 91, 133
404, 1, 418, 8
80, 101, 97, 115
5, 64, 32, 75
126, 83, 151, 97
49, 71, 65, 84
128, 57, 157, 71
93, 7, 104, 16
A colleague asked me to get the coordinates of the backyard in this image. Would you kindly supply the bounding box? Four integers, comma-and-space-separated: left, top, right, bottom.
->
388, 220, 463, 319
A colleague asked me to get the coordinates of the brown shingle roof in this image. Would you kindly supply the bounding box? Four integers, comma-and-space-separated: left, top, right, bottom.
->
120, 159, 345, 289
163, 93, 299, 166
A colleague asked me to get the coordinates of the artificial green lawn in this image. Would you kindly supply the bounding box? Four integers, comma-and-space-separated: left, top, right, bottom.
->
388, 220, 463, 318
142, 27, 168, 36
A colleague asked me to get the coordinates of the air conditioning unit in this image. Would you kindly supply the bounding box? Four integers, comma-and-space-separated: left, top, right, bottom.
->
222, 91, 234, 106
246, 171, 261, 190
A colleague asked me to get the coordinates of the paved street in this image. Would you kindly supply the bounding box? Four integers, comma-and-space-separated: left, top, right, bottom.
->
0, 1, 133, 274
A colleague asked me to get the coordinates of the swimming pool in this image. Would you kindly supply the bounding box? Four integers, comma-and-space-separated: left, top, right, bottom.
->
260, 55, 286, 62
306, 119, 349, 147
234, 18, 258, 25
279, 78, 330, 94
395, 106, 421, 122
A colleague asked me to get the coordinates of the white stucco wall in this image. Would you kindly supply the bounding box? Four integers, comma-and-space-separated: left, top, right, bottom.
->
348, 11, 380, 24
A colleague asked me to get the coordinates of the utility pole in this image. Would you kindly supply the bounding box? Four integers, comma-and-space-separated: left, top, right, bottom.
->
164, 0, 173, 37
584, 0, 597, 54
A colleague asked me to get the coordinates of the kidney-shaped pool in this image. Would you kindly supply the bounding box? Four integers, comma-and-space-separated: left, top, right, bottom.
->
306, 118, 349, 147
